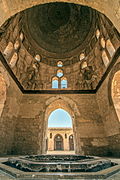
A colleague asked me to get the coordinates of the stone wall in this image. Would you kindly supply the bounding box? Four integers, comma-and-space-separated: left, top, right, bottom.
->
10, 93, 108, 156
0, 78, 119, 156
0, 63, 22, 155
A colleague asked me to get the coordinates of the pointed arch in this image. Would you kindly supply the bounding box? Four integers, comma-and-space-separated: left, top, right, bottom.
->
52, 77, 58, 88
61, 77, 67, 88
57, 61, 63, 67
57, 69, 63, 77
112, 70, 120, 122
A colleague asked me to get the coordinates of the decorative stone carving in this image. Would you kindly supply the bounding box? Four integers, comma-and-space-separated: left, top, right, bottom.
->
76, 66, 98, 90
21, 61, 43, 90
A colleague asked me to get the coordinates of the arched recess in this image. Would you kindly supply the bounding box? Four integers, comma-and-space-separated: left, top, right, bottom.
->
42, 96, 80, 154
108, 58, 120, 122
112, 70, 120, 121
0, 0, 120, 34
54, 134, 64, 150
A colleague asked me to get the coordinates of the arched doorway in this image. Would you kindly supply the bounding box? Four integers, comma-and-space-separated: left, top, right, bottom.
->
112, 70, 120, 122
47, 108, 75, 154
43, 95, 80, 155
54, 134, 63, 150
69, 135, 74, 151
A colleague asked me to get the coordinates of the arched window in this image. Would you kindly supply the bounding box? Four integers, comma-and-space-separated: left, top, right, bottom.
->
0, 73, 6, 117
106, 39, 115, 57
102, 50, 109, 67
57, 69, 63, 77
9, 52, 18, 68
57, 61, 63, 67
3, 42, 13, 58
69, 135, 74, 151
61, 77, 67, 88
52, 77, 58, 88
112, 70, 120, 122
101, 37, 105, 48
79, 53, 85, 61
54, 134, 64, 150
96, 29, 100, 39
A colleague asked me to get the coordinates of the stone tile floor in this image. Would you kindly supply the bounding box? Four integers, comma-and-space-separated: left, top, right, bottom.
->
0, 157, 120, 179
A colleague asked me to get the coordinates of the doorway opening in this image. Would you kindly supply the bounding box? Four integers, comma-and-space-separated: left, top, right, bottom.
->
54, 134, 63, 151
47, 108, 75, 154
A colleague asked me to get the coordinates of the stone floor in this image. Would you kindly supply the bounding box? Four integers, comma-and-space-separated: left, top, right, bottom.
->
0, 157, 120, 179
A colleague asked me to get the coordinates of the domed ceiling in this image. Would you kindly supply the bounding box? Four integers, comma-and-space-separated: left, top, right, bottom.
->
23, 2, 95, 59
0, 2, 119, 93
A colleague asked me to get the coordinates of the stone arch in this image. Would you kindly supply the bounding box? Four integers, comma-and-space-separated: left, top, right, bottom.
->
0, 0, 120, 33
108, 61, 120, 106
42, 95, 80, 153
45, 95, 80, 117
108, 61, 120, 122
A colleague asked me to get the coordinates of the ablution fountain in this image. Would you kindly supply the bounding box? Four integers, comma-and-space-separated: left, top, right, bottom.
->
0, 154, 120, 179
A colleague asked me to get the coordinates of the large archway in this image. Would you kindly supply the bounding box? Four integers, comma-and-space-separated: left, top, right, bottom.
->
47, 108, 75, 153
112, 70, 120, 122
43, 96, 80, 154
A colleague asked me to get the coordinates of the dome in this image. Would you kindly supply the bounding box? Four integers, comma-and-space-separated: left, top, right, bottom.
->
23, 2, 95, 59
